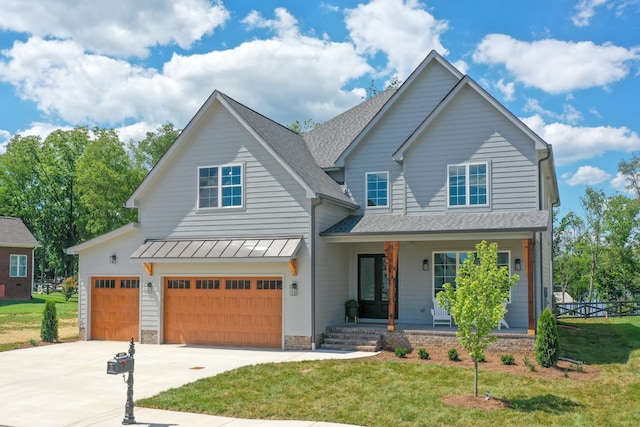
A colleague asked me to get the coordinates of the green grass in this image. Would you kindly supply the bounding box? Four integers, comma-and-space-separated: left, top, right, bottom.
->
138, 316, 640, 427
0, 292, 78, 351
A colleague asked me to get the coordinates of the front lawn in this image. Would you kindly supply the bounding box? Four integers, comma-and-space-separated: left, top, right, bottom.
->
138, 316, 640, 427
0, 292, 78, 351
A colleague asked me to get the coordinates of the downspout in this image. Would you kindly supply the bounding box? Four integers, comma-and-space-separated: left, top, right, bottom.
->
537, 148, 552, 321
310, 198, 322, 351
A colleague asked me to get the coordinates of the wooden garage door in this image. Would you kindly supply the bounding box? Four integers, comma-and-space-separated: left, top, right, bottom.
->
91, 277, 140, 341
163, 276, 282, 348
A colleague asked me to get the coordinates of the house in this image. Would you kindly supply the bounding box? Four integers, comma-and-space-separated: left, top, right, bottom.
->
67, 51, 559, 349
0, 217, 40, 300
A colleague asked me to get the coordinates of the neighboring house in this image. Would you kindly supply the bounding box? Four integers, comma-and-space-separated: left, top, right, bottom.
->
67, 51, 559, 349
0, 217, 40, 300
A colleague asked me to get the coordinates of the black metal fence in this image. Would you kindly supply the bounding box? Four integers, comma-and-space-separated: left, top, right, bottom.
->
556, 301, 640, 318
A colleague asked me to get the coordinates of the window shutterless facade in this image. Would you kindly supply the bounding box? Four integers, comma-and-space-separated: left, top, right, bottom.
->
366, 171, 389, 207
198, 164, 243, 209
433, 251, 511, 302
9, 254, 27, 277
447, 163, 488, 207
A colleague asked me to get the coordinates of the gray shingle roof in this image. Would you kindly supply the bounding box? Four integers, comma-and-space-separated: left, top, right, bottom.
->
0, 217, 40, 247
220, 93, 356, 207
320, 211, 550, 236
303, 88, 396, 168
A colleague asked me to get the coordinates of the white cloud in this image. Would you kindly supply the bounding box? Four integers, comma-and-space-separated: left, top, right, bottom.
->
321, 3, 340, 13
344, 0, 449, 77
524, 99, 583, 125
495, 79, 515, 101
564, 165, 611, 185
0, 0, 229, 57
452, 60, 469, 75
473, 34, 640, 93
610, 171, 634, 193
522, 114, 640, 165
572, 0, 608, 26
0, 8, 372, 130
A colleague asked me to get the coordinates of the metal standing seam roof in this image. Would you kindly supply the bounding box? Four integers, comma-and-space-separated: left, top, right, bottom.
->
130, 238, 303, 261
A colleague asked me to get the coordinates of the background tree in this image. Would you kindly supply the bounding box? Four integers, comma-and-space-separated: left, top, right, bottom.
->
553, 211, 589, 301
436, 240, 519, 397
580, 187, 606, 302
128, 123, 179, 171
618, 152, 640, 197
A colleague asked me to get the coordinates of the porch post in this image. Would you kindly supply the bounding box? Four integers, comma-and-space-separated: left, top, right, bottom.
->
523, 238, 535, 335
384, 241, 399, 331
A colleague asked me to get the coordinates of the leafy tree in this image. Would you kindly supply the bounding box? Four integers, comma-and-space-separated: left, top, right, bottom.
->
580, 187, 606, 302
553, 211, 589, 301
60, 277, 78, 302
363, 75, 402, 99
128, 123, 179, 171
618, 152, 640, 198
40, 300, 59, 342
535, 308, 560, 367
287, 119, 321, 134
76, 128, 139, 238
436, 241, 519, 397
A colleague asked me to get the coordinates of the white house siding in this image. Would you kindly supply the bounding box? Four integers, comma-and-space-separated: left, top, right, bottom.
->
136, 103, 311, 241
404, 86, 539, 214
344, 62, 459, 214
313, 202, 354, 339
346, 239, 528, 328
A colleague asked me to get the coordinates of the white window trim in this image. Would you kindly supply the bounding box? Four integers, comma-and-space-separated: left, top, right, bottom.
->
365, 171, 389, 209
446, 162, 490, 208
432, 250, 512, 303
197, 163, 244, 210
10, 254, 27, 278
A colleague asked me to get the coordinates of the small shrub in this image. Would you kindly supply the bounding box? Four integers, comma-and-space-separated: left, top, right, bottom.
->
500, 354, 515, 365
394, 347, 408, 358
447, 348, 459, 361
576, 363, 584, 373
524, 356, 536, 372
60, 277, 78, 301
418, 348, 429, 360
29, 339, 38, 346
535, 308, 560, 368
40, 300, 58, 343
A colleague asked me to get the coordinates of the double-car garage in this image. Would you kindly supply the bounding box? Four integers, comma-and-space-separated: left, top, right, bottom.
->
90, 275, 283, 348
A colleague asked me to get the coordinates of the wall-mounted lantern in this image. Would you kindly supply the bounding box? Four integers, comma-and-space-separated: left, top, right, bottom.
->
514, 258, 521, 271
422, 259, 429, 271
290, 282, 298, 296
145, 282, 153, 295
110, 254, 117, 264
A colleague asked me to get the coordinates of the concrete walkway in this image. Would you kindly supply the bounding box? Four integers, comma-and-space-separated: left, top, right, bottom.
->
0, 341, 371, 427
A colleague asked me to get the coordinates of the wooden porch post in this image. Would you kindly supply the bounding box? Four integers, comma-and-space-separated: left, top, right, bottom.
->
384, 241, 399, 331
523, 238, 535, 335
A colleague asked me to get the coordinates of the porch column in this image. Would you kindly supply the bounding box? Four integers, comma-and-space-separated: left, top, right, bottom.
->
384, 241, 399, 331
523, 238, 535, 335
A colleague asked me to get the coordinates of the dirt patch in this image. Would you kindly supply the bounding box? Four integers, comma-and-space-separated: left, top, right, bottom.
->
369, 347, 599, 382
442, 394, 510, 410
0, 319, 78, 345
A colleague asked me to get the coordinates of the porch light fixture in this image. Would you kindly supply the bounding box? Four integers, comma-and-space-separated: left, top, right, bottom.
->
145, 282, 153, 295
110, 254, 117, 264
290, 282, 298, 296
422, 259, 429, 271
514, 258, 521, 271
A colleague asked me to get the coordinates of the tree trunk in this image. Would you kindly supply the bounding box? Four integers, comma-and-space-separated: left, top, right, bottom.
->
474, 360, 478, 397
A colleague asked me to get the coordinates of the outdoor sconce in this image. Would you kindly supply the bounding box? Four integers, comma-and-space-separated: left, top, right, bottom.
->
514, 258, 521, 271
290, 282, 298, 296
110, 254, 117, 264
145, 282, 153, 295
422, 259, 429, 271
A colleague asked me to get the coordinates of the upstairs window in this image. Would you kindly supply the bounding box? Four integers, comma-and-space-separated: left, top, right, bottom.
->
366, 172, 388, 207
448, 163, 488, 207
198, 164, 243, 209
10, 254, 27, 277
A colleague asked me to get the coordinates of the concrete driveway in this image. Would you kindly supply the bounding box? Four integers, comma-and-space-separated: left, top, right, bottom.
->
0, 341, 370, 427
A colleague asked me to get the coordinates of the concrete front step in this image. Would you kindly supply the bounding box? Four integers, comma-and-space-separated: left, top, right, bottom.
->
321, 326, 383, 352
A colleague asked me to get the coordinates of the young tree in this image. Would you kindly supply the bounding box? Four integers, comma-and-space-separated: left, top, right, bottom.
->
436, 241, 519, 397
41, 300, 59, 343
580, 187, 606, 302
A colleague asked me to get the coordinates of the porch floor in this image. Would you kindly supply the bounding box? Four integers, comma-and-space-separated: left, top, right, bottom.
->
331, 321, 530, 337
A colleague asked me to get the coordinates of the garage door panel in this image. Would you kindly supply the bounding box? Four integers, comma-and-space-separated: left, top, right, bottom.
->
164, 276, 282, 348
91, 277, 140, 341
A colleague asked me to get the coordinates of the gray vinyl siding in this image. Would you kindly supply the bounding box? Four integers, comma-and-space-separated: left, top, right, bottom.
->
314, 202, 353, 337
345, 62, 458, 214
404, 85, 538, 213
138, 103, 311, 241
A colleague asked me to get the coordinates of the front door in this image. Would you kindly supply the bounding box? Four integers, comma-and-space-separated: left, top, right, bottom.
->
358, 254, 398, 319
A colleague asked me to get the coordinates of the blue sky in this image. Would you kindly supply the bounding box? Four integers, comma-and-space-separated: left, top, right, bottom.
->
0, 0, 638, 216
